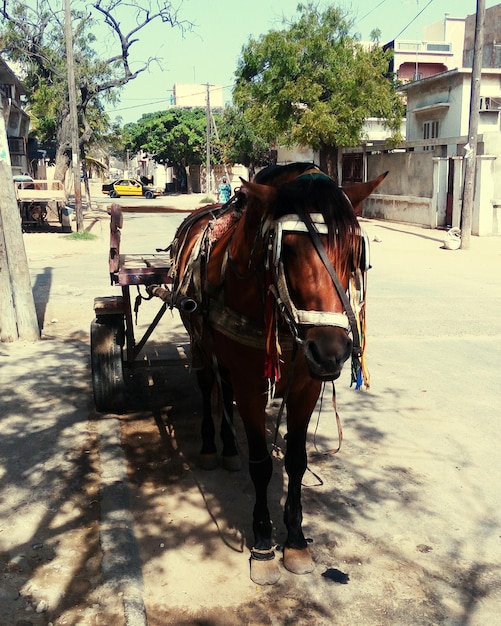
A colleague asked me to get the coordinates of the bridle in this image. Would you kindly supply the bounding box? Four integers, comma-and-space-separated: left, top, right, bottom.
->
263, 206, 366, 359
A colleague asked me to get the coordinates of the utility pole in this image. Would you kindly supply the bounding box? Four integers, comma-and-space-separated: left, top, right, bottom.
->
205, 83, 213, 195
64, 0, 83, 232
461, 0, 485, 249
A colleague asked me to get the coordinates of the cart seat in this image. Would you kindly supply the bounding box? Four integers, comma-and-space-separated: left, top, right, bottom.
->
114, 253, 172, 286
108, 203, 172, 286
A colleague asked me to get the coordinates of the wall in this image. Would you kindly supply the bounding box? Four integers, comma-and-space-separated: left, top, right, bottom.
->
463, 4, 501, 67
367, 151, 434, 197
362, 194, 433, 226
361, 151, 435, 226
482, 131, 501, 199
276, 145, 318, 163
360, 148, 499, 235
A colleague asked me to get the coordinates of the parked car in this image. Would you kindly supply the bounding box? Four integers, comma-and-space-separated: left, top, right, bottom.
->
101, 178, 163, 199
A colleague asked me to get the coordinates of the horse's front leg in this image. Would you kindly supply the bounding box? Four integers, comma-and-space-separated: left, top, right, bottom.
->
282, 384, 320, 575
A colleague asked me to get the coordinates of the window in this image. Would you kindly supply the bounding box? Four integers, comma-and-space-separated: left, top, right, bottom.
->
423, 120, 439, 150
426, 43, 451, 52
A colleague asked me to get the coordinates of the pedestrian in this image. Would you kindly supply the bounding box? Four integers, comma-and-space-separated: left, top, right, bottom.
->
217, 176, 232, 204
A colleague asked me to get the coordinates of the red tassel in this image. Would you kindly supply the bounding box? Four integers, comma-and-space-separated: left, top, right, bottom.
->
264, 282, 280, 381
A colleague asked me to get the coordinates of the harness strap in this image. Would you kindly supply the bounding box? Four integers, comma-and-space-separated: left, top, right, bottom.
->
294, 205, 362, 356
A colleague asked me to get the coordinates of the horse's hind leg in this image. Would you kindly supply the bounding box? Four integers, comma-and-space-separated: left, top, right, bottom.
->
219, 369, 241, 471
197, 367, 240, 471
197, 367, 219, 470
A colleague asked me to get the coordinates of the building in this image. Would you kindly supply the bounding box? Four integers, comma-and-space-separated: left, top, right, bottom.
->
0, 56, 30, 175
172, 83, 224, 109
384, 14, 466, 83
356, 64, 501, 236
463, 3, 501, 67
400, 67, 501, 158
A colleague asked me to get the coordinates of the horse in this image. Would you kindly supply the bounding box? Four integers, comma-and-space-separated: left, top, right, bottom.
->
169, 162, 387, 585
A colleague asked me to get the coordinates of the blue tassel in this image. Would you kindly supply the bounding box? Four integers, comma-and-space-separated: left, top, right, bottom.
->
355, 366, 363, 390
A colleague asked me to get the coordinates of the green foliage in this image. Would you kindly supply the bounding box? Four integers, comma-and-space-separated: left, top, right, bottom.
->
233, 2, 404, 151
0, 1, 109, 142
123, 105, 275, 171
0, 0, 190, 156
123, 108, 212, 167
61, 231, 98, 241
218, 106, 273, 168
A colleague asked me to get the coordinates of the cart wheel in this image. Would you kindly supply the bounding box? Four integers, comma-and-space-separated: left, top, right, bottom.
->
91, 315, 126, 412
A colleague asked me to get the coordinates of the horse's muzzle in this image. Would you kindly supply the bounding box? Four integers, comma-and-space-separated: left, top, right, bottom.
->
303, 326, 352, 380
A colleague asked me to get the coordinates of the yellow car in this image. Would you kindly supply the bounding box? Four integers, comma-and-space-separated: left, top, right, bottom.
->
102, 178, 162, 199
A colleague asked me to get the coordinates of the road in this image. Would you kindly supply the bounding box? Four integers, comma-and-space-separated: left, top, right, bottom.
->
0, 192, 500, 625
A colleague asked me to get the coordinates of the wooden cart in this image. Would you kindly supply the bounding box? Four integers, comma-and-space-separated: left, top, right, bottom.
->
90, 203, 189, 412
14, 179, 70, 230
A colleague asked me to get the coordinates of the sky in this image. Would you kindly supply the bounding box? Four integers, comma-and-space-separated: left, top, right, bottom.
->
107, 0, 499, 125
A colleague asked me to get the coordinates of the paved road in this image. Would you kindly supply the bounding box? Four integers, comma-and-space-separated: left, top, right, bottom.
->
1, 195, 500, 625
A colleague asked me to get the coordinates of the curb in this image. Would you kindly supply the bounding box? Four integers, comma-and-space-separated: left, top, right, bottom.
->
98, 415, 147, 626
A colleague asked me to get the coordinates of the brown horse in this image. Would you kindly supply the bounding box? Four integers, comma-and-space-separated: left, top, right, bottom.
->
169, 163, 387, 585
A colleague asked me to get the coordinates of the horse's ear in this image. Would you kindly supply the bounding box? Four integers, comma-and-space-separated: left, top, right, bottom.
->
237, 178, 278, 214
342, 171, 388, 215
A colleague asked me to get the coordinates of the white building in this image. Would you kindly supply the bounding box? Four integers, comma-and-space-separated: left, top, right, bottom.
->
172, 83, 224, 109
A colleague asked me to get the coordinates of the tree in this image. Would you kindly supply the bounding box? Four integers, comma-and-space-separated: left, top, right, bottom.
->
0, 0, 191, 226
0, 101, 39, 342
233, 2, 404, 180
218, 106, 275, 178
123, 108, 218, 192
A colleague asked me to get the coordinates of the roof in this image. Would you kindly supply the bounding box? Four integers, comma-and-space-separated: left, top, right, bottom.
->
0, 55, 26, 95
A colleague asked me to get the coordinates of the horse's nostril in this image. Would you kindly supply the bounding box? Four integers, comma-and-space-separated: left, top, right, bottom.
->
307, 340, 322, 364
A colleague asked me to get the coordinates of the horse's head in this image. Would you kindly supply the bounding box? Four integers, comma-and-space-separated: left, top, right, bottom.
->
273, 172, 362, 379
237, 167, 385, 381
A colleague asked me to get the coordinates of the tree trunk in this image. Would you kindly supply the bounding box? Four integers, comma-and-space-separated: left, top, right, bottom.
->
0, 211, 18, 342
0, 105, 40, 342
81, 150, 92, 211
54, 112, 72, 189
183, 160, 192, 194
319, 144, 339, 184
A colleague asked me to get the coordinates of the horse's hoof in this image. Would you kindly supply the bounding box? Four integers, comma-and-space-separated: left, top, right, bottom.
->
250, 554, 281, 585
199, 453, 218, 470
283, 546, 315, 575
222, 454, 242, 472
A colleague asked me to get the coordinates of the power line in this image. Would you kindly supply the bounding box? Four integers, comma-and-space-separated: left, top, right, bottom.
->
393, 0, 435, 40
357, 0, 389, 24
110, 83, 234, 114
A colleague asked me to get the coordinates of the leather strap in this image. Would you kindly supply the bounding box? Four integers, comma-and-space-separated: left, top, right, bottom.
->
294, 205, 361, 356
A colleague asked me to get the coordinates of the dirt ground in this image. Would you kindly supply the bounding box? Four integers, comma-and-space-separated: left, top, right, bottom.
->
1, 192, 501, 625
